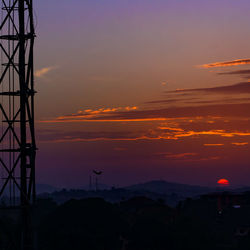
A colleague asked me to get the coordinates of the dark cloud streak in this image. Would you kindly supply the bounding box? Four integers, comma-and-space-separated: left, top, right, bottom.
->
218, 70, 250, 76
145, 97, 198, 105
167, 82, 250, 94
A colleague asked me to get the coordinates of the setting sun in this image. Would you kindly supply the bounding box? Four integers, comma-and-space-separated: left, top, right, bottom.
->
217, 179, 230, 186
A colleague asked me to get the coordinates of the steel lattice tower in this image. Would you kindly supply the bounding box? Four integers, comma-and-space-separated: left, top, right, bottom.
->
0, 0, 36, 249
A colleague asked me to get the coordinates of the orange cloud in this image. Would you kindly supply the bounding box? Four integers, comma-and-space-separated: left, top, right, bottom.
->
35, 66, 57, 77
199, 59, 250, 68
125, 106, 138, 111
39, 116, 250, 144
203, 144, 224, 146
39, 135, 179, 144
76, 106, 137, 115
165, 152, 198, 159
38, 105, 250, 144
174, 130, 250, 138
157, 126, 184, 132
47, 106, 140, 122
231, 142, 249, 146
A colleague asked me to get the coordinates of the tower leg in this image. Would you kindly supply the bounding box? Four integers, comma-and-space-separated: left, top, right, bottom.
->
0, 0, 36, 249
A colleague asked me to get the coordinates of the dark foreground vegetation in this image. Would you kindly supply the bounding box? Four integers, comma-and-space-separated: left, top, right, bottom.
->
1, 192, 250, 249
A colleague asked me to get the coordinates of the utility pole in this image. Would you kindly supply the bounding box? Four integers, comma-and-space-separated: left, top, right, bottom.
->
0, 0, 36, 249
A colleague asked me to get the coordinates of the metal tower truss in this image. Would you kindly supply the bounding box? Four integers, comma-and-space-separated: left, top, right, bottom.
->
0, 0, 36, 208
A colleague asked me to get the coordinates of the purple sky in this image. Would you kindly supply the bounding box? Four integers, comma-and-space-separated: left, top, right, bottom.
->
33, 0, 250, 188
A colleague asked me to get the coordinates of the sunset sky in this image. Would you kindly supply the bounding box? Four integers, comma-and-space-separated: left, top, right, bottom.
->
34, 0, 250, 188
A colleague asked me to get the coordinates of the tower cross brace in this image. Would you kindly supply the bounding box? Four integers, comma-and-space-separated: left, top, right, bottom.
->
0, 0, 36, 249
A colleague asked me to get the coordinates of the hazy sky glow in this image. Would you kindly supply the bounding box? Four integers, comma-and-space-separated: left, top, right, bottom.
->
34, 0, 250, 188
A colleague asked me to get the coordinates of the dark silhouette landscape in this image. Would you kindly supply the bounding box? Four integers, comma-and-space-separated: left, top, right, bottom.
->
1, 180, 250, 249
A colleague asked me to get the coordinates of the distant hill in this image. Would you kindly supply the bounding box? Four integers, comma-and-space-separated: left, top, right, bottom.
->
125, 180, 215, 197
234, 186, 250, 193
38, 180, 237, 207
36, 184, 59, 194
80, 183, 111, 191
